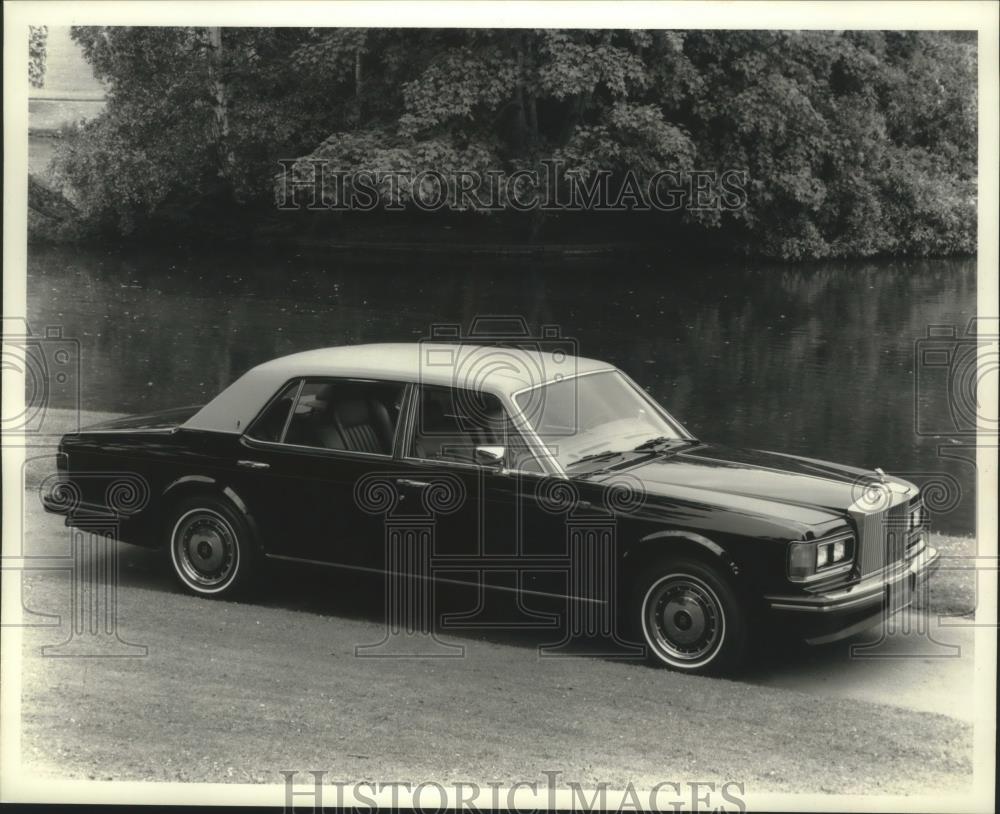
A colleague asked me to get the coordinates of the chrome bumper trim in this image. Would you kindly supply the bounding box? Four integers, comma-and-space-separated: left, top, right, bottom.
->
766, 543, 939, 614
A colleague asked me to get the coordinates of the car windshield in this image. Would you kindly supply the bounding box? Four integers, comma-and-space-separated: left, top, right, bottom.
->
514, 370, 689, 471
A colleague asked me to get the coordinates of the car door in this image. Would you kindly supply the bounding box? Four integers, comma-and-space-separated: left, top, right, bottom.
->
388, 384, 568, 605
382, 384, 489, 568
236, 376, 407, 566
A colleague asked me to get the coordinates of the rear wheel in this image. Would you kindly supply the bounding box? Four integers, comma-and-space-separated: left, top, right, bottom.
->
166, 495, 258, 598
632, 557, 749, 675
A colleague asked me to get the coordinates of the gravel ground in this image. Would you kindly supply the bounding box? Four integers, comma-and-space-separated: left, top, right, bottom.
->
16, 542, 973, 792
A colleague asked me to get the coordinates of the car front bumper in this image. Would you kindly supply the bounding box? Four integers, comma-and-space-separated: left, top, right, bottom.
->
764, 541, 940, 645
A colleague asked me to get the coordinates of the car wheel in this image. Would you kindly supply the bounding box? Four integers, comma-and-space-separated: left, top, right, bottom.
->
632, 557, 749, 675
166, 495, 258, 598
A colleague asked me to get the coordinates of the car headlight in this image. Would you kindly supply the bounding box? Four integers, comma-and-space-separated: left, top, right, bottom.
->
788, 533, 855, 582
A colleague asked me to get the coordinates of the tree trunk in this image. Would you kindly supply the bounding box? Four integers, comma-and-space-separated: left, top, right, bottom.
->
513, 45, 528, 152
524, 34, 539, 153
206, 28, 235, 191
354, 48, 364, 122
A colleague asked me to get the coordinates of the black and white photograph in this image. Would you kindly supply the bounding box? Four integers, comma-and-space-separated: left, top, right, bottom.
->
2, 1, 997, 811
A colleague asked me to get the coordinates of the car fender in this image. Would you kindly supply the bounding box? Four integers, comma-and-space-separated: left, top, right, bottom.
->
161, 474, 262, 551
624, 529, 743, 582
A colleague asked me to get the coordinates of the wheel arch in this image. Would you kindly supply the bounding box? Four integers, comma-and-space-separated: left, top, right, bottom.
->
622, 530, 742, 588
159, 475, 261, 551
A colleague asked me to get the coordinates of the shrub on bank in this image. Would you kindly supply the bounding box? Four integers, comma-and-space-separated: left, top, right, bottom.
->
44, 29, 977, 259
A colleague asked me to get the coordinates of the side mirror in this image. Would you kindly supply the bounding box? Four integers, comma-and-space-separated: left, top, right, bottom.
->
474, 445, 506, 467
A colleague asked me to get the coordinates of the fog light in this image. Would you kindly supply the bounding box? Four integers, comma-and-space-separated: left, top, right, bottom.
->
832, 540, 846, 562
816, 544, 830, 569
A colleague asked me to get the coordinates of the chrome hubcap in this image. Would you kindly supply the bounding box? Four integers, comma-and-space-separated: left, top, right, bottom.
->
172, 509, 238, 590
643, 575, 724, 665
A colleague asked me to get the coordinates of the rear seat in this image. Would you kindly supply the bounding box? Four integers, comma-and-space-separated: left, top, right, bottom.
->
293, 391, 395, 454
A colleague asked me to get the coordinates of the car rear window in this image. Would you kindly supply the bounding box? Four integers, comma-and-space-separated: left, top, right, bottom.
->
245, 381, 300, 442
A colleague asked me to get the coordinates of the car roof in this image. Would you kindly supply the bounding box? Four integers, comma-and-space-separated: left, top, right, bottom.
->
183, 342, 615, 435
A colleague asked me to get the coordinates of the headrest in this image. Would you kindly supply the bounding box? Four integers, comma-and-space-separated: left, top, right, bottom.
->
335, 398, 371, 427
315, 384, 339, 403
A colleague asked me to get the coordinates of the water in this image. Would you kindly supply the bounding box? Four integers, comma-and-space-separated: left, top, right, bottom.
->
27, 244, 978, 534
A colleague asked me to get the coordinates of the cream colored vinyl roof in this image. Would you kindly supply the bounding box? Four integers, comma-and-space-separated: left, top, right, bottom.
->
184, 343, 614, 434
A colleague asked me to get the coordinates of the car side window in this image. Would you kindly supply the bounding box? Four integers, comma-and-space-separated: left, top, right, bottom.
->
409, 385, 542, 472
245, 381, 300, 442
263, 378, 404, 455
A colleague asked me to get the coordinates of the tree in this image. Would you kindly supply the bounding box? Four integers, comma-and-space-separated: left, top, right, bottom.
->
49, 27, 976, 259
29, 25, 47, 87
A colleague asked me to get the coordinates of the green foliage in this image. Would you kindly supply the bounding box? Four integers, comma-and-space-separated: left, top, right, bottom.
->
50, 27, 976, 259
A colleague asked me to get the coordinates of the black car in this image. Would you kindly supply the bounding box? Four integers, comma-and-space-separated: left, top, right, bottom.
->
44, 342, 939, 674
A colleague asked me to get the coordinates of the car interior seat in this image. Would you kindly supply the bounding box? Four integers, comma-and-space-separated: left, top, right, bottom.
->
301, 384, 395, 454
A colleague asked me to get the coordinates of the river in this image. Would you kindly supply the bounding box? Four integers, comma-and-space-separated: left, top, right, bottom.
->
26, 244, 978, 534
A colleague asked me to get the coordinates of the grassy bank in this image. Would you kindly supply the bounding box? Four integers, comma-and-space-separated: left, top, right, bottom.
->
921, 534, 979, 617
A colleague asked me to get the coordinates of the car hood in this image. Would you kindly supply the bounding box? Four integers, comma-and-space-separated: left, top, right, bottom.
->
591, 443, 917, 521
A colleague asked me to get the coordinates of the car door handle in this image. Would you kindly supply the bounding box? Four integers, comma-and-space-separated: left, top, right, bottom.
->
395, 478, 429, 488
237, 460, 270, 470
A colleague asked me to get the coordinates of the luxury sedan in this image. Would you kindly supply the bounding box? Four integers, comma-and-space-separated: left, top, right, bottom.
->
44, 343, 938, 673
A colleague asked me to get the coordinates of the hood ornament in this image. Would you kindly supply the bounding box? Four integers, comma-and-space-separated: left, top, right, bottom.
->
874, 467, 887, 484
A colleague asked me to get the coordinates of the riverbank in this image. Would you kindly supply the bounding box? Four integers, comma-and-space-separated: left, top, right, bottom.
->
25, 194, 726, 258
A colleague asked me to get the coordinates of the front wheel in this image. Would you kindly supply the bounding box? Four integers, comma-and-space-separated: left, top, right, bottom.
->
166, 495, 259, 598
632, 557, 749, 675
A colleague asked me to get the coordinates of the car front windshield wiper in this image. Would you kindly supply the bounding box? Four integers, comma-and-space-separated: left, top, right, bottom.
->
632, 436, 698, 453
565, 449, 628, 469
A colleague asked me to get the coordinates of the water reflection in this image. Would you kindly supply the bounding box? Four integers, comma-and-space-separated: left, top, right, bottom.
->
27, 244, 977, 533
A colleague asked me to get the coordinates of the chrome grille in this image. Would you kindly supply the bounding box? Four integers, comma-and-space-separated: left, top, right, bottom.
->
887, 503, 910, 565
858, 509, 887, 576
855, 502, 912, 577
